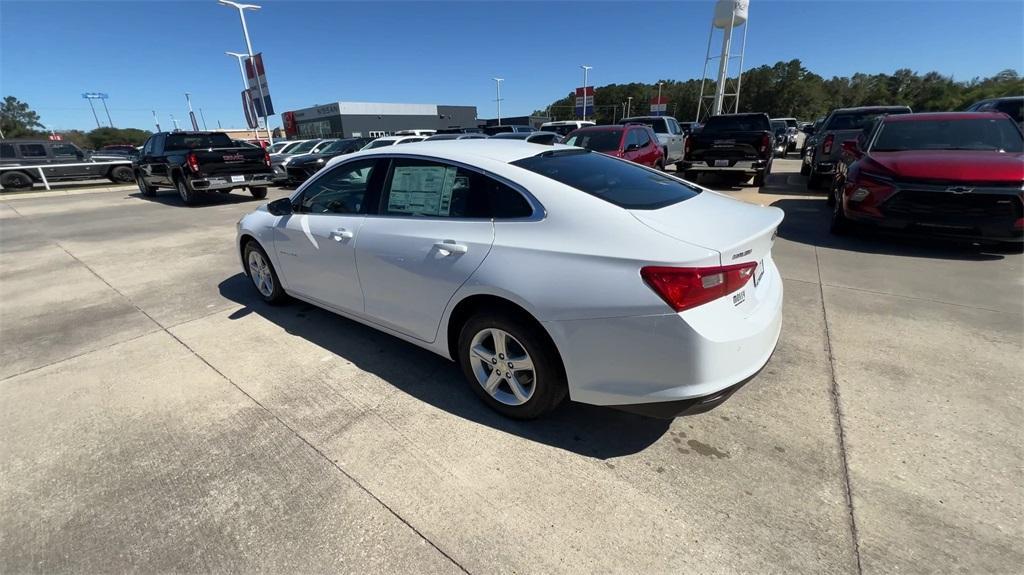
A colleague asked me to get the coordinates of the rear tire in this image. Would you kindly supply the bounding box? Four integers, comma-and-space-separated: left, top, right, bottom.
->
249, 185, 268, 199
244, 241, 287, 304
800, 161, 811, 176
458, 312, 567, 420
136, 172, 156, 196
807, 170, 825, 191
654, 159, 664, 172
175, 177, 197, 206
830, 188, 852, 235
752, 171, 766, 187
0, 171, 33, 191
109, 165, 134, 183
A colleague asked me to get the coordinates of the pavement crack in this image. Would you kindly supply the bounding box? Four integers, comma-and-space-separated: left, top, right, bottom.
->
820, 282, 1007, 314
815, 246, 864, 575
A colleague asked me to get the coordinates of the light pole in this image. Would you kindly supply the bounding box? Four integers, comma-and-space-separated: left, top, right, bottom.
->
657, 82, 663, 116
185, 92, 199, 130
627, 96, 633, 118
219, 0, 273, 144
152, 110, 161, 132
226, 51, 259, 140
580, 65, 592, 121
492, 77, 504, 125
170, 114, 180, 131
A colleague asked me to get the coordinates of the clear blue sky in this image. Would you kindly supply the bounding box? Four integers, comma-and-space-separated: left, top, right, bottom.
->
2, 0, 1021, 131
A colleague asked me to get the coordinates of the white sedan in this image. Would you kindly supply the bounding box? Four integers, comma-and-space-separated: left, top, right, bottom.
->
236, 140, 783, 419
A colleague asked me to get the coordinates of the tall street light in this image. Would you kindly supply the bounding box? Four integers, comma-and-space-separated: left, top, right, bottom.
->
219, 0, 272, 143
627, 96, 633, 117
226, 51, 259, 139
492, 77, 504, 125
580, 65, 592, 121
657, 81, 664, 116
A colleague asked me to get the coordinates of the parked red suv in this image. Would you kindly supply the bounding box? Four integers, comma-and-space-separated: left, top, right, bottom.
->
564, 124, 664, 169
830, 112, 1023, 244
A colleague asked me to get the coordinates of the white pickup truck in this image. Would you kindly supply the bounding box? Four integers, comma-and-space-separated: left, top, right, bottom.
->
619, 116, 687, 167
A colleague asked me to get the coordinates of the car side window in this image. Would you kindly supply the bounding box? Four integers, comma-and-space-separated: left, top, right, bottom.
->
142, 138, 154, 156
1, 143, 16, 159
382, 158, 532, 219
625, 129, 641, 149
637, 129, 652, 147
19, 144, 47, 158
296, 159, 379, 215
52, 144, 79, 158
667, 119, 679, 135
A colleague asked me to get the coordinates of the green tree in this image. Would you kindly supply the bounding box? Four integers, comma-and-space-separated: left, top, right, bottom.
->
1, 96, 44, 138
86, 127, 151, 149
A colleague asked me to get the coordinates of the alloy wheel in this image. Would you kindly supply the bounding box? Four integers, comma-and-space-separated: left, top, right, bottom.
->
247, 250, 274, 297
469, 328, 536, 406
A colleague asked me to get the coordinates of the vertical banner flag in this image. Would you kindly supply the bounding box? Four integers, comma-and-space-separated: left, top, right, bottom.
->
241, 90, 257, 129
575, 86, 594, 118
650, 96, 668, 116
244, 53, 274, 117
281, 111, 297, 137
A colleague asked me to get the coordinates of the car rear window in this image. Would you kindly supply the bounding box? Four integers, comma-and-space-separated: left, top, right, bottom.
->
512, 150, 700, 210
164, 133, 234, 150
623, 118, 668, 134
872, 118, 1023, 153
564, 130, 622, 152
702, 115, 771, 132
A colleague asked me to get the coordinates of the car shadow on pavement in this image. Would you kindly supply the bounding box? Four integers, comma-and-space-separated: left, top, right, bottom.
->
772, 198, 1016, 260
218, 274, 671, 458
127, 191, 264, 207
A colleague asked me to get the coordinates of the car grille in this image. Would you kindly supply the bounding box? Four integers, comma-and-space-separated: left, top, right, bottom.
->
882, 190, 1022, 221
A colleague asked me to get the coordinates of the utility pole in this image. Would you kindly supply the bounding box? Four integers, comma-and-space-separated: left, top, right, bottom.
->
170, 114, 180, 131
152, 110, 161, 132
199, 108, 209, 130
86, 98, 101, 129
185, 92, 199, 130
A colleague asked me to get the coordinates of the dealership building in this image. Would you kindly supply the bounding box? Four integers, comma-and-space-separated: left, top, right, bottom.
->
282, 101, 478, 139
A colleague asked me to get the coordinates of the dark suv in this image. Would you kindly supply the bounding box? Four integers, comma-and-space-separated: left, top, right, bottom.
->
965, 96, 1023, 129
0, 139, 136, 190
803, 106, 912, 190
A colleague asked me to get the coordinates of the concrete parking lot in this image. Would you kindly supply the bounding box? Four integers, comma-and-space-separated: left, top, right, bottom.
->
1, 159, 1021, 573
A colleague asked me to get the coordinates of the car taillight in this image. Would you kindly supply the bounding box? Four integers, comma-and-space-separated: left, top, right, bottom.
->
760, 133, 770, 156
186, 152, 200, 173
684, 136, 692, 158
1013, 217, 1023, 230
641, 262, 758, 312
823, 134, 834, 155
264, 151, 271, 167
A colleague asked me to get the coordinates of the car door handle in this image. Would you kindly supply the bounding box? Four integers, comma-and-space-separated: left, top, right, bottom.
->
433, 241, 468, 255
329, 228, 354, 241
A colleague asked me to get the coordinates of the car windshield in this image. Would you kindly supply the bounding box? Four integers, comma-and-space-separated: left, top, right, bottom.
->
320, 140, 356, 153
771, 121, 787, 133
784, 119, 798, 128
624, 118, 668, 134
512, 150, 700, 210
164, 133, 234, 150
366, 139, 396, 149
826, 110, 908, 131
872, 118, 1024, 152
289, 140, 321, 154
267, 142, 290, 153
492, 132, 531, 139
702, 115, 770, 132
543, 124, 579, 136
564, 130, 622, 152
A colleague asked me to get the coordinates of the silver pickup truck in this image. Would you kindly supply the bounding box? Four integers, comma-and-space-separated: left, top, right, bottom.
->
804, 106, 911, 190
619, 116, 686, 167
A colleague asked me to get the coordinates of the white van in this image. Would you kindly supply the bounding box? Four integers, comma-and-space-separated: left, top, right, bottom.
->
539, 120, 595, 137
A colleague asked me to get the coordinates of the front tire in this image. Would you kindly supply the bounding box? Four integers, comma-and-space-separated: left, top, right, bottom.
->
458, 312, 567, 419
244, 241, 287, 304
136, 172, 156, 196
830, 187, 852, 235
249, 185, 268, 199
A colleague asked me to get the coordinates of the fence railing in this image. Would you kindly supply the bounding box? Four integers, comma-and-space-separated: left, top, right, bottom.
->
0, 160, 133, 191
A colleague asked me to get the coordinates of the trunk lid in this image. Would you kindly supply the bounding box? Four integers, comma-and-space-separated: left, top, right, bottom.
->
629, 190, 784, 267
193, 147, 268, 176
688, 131, 768, 161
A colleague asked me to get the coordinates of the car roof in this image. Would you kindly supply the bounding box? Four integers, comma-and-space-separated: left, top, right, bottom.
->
974, 96, 1023, 103
831, 106, 911, 114
884, 111, 1016, 122
346, 139, 576, 165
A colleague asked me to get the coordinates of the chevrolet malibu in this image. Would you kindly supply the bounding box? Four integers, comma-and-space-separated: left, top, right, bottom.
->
236, 141, 784, 419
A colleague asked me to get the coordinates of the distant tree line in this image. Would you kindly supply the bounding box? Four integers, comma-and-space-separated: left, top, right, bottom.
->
1, 96, 151, 150
535, 60, 1023, 124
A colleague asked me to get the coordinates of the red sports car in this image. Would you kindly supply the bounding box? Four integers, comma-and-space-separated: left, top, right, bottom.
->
831, 112, 1023, 244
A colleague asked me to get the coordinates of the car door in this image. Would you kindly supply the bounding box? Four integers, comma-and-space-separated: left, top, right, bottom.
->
355, 157, 496, 342
148, 134, 171, 185
637, 128, 660, 166
272, 158, 385, 314
623, 129, 642, 163
50, 143, 98, 178
138, 137, 156, 185
665, 118, 684, 161
16, 143, 49, 172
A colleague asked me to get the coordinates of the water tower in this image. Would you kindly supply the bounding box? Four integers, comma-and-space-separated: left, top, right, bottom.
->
696, 0, 750, 121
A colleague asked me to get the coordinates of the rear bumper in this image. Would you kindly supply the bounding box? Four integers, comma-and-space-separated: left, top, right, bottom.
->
543, 256, 783, 416
846, 209, 1024, 243
680, 159, 768, 174
190, 173, 273, 191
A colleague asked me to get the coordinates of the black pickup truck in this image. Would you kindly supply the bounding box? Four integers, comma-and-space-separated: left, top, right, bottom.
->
680, 113, 774, 186
134, 131, 273, 205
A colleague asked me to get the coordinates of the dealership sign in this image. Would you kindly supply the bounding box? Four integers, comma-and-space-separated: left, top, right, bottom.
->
575, 86, 594, 118
650, 96, 668, 116
244, 53, 275, 118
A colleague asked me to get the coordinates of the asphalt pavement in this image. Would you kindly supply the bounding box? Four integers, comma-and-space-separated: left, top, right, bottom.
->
1, 159, 1021, 573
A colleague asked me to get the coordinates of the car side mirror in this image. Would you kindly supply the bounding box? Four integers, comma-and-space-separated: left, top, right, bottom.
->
267, 197, 293, 216
803, 126, 816, 135
626, 143, 641, 151
841, 139, 860, 155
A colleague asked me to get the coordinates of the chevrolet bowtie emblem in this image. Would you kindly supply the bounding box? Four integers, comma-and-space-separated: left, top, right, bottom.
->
947, 186, 974, 194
